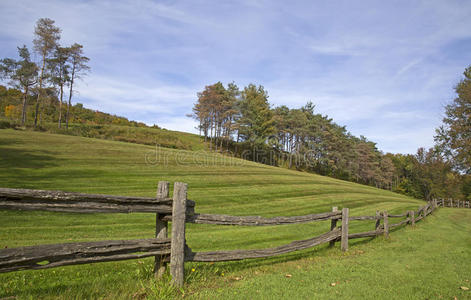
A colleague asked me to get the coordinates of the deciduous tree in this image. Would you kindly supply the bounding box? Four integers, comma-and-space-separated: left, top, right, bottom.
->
0, 46, 38, 125
435, 65, 471, 174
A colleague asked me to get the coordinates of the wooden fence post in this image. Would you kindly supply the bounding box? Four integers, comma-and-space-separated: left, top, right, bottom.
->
154, 181, 169, 279
341, 208, 349, 252
170, 182, 187, 287
410, 210, 415, 227
383, 211, 389, 238
375, 210, 381, 233
329, 207, 338, 247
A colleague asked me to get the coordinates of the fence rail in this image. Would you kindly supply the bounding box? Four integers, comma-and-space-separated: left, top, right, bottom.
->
182, 211, 342, 225
0, 182, 464, 286
0, 238, 171, 273
437, 198, 470, 208
185, 228, 341, 262
0, 187, 195, 214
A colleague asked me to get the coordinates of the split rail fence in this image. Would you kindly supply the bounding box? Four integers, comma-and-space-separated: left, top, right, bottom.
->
0, 182, 466, 286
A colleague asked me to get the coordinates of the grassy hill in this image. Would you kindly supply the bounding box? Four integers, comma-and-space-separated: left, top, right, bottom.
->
0, 117, 209, 151
0, 129, 468, 299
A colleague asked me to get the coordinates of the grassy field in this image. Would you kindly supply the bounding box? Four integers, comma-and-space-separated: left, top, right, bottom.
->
190, 208, 471, 299
0, 117, 209, 151
0, 129, 469, 299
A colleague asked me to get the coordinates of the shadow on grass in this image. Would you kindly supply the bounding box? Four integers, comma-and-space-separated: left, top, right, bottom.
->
0, 280, 111, 299
186, 237, 374, 276
0, 146, 58, 169
187, 221, 418, 277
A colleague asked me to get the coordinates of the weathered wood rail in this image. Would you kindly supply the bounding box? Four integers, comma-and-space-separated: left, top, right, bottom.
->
0, 183, 450, 286
0, 238, 171, 273
437, 198, 470, 209
0, 187, 194, 214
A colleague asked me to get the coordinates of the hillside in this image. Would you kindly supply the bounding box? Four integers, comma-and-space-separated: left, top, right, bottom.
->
0, 118, 208, 152
1, 85, 209, 151
0, 129, 429, 298
0, 129, 421, 215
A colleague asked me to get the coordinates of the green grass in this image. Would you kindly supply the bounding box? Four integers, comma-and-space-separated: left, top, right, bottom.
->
0, 117, 209, 151
0, 129, 468, 299
188, 208, 471, 300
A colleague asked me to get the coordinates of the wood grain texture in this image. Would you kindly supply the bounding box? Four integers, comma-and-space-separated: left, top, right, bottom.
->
0, 187, 195, 214
348, 230, 379, 239
170, 182, 187, 287
329, 207, 338, 247
349, 215, 379, 221
185, 228, 341, 262
341, 208, 349, 252
0, 238, 171, 273
155, 181, 170, 279
183, 211, 342, 226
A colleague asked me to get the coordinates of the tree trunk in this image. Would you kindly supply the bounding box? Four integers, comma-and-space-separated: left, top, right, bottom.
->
58, 83, 63, 128
21, 86, 28, 126
66, 65, 76, 130
34, 54, 46, 128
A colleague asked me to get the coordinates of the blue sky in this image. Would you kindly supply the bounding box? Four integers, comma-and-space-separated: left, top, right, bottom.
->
1, 0, 471, 154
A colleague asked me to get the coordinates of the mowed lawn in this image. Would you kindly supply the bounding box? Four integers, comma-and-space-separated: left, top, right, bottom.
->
1, 129, 468, 299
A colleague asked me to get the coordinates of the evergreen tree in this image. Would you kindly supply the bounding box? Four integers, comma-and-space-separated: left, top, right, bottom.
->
0, 46, 38, 125
65, 43, 89, 129
237, 84, 274, 146
48, 46, 70, 128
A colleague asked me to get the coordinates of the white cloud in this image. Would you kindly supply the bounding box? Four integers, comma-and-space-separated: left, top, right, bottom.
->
158, 117, 199, 133
1, 0, 471, 154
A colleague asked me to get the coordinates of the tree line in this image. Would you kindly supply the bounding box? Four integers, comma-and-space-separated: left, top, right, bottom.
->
0, 84, 152, 129
190, 71, 471, 201
0, 18, 89, 129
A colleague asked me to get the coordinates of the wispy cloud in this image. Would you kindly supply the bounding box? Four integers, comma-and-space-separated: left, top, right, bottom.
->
1, 0, 471, 154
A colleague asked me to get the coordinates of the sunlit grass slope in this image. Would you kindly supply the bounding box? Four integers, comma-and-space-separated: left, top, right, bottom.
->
191, 208, 471, 300
0, 129, 429, 298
